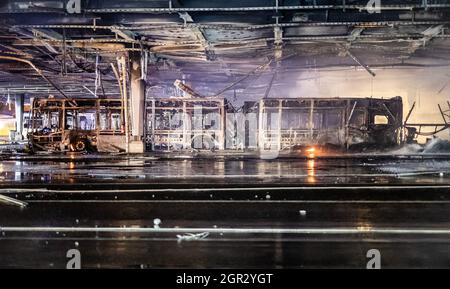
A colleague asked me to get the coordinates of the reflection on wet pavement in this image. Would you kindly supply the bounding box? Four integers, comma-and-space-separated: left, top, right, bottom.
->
1, 154, 450, 268
1, 154, 450, 186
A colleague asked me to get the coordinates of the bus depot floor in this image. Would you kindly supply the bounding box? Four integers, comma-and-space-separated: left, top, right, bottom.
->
1, 153, 450, 268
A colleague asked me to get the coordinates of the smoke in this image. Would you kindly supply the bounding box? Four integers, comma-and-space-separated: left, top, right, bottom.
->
390, 143, 423, 155
390, 138, 450, 155
423, 138, 450, 154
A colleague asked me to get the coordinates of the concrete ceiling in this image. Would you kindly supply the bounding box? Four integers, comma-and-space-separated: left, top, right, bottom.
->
1, 0, 450, 100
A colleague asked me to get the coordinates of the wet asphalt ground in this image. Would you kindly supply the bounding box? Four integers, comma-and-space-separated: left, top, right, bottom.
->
1, 154, 450, 268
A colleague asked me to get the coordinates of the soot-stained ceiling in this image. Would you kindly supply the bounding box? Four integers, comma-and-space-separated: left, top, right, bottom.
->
1, 0, 450, 101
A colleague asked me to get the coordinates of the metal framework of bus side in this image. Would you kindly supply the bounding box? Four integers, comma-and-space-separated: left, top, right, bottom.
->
258, 97, 403, 151
29, 98, 126, 152
145, 97, 226, 151
404, 101, 450, 142
144, 96, 403, 152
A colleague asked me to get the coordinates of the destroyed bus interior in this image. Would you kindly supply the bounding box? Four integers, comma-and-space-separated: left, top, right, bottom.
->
257, 97, 403, 152
4, 0, 450, 273
145, 97, 226, 152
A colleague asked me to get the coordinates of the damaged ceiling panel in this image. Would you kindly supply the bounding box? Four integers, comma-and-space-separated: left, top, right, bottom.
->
0, 0, 450, 98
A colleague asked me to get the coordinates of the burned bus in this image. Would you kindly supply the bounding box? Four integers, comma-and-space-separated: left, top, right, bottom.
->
30, 96, 403, 153
257, 97, 403, 151
28, 98, 127, 152
144, 96, 403, 152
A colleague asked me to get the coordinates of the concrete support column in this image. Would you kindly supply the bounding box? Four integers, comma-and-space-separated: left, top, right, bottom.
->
128, 52, 146, 153
15, 94, 24, 141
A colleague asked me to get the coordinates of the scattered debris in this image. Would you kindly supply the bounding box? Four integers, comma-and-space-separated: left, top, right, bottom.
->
176, 232, 210, 242
153, 218, 162, 229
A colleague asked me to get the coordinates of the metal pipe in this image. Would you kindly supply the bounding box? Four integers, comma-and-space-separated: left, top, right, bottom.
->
438, 104, 448, 124
82, 85, 97, 97
14, 20, 450, 31
382, 103, 396, 122
11, 33, 441, 48
404, 102, 416, 125
0, 55, 70, 99
4, 4, 450, 14
83, 4, 450, 13
0, 194, 28, 208
119, 56, 130, 153
346, 101, 358, 127
345, 49, 376, 77
213, 59, 274, 96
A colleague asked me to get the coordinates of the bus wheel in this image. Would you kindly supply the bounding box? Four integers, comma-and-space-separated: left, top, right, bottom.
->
74, 139, 87, 152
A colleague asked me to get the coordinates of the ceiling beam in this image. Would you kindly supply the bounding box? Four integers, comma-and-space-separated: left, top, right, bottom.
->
178, 11, 217, 61
31, 28, 63, 40
12, 39, 126, 51
407, 25, 444, 56
111, 28, 136, 41
83, 4, 450, 14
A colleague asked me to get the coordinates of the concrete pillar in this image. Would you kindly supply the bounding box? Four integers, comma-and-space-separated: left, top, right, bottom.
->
15, 94, 24, 141
128, 52, 145, 153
